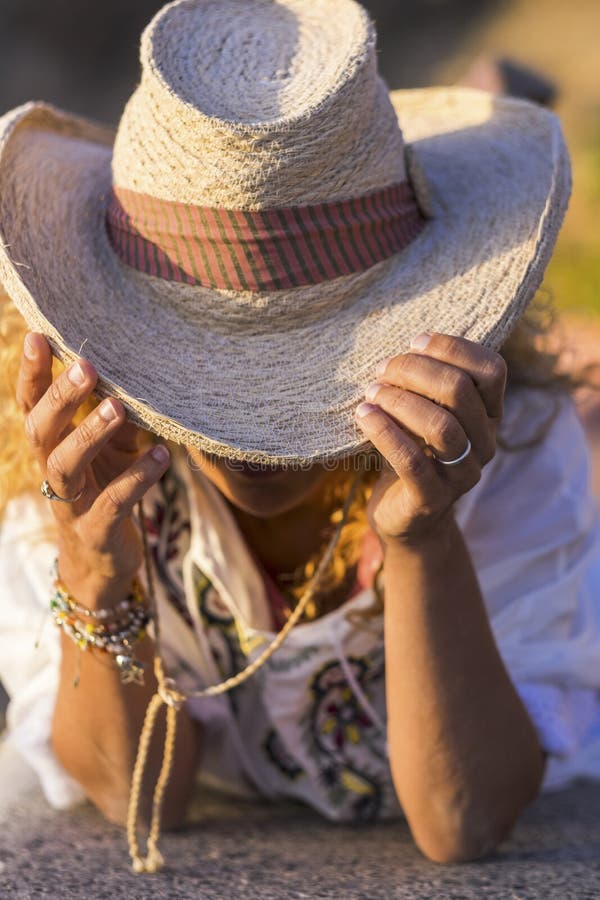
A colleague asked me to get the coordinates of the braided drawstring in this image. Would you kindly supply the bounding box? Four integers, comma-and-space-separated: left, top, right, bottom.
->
126, 657, 185, 873
126, 468, 363, 873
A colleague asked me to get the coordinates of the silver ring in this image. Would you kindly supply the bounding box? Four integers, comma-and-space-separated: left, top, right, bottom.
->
432, 438, 472, 467
40, 479, 85, 503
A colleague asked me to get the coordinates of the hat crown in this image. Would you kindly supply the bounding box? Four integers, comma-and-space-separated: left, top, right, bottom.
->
111, 0, 408, 208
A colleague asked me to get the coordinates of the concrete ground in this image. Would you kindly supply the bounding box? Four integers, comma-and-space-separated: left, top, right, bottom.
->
1, 740, 599, 900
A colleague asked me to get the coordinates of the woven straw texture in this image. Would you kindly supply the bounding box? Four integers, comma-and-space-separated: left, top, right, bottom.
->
0, 0, 571, 463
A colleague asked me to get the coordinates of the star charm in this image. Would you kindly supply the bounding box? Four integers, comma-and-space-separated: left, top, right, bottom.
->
116, 655, 146, 686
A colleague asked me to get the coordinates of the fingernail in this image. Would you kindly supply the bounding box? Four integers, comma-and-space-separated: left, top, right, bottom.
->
364, 383, 382, 402
68, 362, 86, 386
99, 399, 117, 422
24, 334, 37, 360
375, 357, 392, 379
410, 332, 431, 351
152, 445, 170, 463
355, 402, 378, 420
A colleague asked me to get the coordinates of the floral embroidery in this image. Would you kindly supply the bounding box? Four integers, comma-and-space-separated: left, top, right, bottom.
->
195, 568, 234, 628
266, 644, 321, 673
319, 684, 373, 750
320, 761, 383, 821
301, 650, 389, 820
263, 728, 305, 781
142, 465, 192, 627
194, 565, 250, 714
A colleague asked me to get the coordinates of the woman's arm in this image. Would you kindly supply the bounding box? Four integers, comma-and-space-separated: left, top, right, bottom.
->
382, 516, 545, 864
355, 332, 546, 862
52, 606, 203, 829
15, 331, 203, 826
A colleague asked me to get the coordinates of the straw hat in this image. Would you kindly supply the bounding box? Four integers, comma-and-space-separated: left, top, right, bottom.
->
0, 0, 571, 463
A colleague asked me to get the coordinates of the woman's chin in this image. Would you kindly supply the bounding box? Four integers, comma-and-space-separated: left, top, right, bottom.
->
221, 477, 315, 518
186, 446, 333, 517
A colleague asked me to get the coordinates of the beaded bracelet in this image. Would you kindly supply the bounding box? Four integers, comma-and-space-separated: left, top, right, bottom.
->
50, 559, 150, 686
50, 558, 147, 620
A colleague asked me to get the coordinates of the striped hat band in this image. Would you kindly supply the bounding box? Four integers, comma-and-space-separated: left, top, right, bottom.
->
105, 181, 426, 293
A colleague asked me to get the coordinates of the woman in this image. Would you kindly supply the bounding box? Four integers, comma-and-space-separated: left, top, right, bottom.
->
0, 0, 599, 874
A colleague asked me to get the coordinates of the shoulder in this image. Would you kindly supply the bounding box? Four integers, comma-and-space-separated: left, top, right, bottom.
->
501, 382, 582, 437
456, 385, 597, 544
495, 385, 591, 488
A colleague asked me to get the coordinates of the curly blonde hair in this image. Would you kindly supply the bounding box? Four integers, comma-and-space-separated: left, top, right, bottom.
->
0, 288, 596, 621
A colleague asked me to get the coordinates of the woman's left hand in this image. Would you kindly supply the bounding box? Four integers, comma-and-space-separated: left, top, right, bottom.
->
355, 332, 507, 547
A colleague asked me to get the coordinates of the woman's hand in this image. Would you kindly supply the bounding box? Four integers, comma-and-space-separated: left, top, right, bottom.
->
15, 332, 171, 604
355, 332, 507, 547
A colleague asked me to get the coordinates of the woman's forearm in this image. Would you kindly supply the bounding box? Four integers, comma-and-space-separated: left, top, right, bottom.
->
16, 331, 202, 826
51, 587, 203, 828
383, 513, 545, 863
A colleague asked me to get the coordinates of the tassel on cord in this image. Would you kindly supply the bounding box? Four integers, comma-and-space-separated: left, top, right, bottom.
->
126, 656, 185, 874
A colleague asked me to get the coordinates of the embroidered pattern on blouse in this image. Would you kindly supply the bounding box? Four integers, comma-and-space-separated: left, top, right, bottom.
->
301, 651, 390, 821
141, 465, 192, 627
263, 728, 305, 781
265, 644, 322, 673
194, 565, 251, 715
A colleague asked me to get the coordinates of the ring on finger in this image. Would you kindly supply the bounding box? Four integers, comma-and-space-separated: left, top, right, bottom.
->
430, 437, 472, 467
41, 479, 85, 503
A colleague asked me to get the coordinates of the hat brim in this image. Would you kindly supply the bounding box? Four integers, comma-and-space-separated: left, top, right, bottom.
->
0, 88, 570, 463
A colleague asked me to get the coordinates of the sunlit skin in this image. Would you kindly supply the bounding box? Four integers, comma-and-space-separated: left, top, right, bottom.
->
185, 448, 347, 578
185, 448, 333, 517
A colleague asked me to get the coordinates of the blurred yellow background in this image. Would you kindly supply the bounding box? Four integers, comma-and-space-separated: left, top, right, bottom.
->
434, 0, 600, 320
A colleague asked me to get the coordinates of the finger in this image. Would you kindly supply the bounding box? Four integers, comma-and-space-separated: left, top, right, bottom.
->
24, 356, 99, 464
405, 333, 507, 420
356, 402, 482, 515
45, 398, 127, 508
374, 352, 494, 459
15, 332, 53, 414
354, 402, 439, 488
102, 417, 140, 453
365, 384, 471, 462
91, 444, 171, 531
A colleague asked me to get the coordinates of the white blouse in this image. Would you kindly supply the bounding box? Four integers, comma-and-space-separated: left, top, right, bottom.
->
1, 385, 599, 818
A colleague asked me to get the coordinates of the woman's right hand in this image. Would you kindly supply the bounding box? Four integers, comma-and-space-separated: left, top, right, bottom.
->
15, 331, 171, 606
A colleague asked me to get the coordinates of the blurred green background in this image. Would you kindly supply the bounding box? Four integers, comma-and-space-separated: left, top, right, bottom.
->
426, 0, 600, 321
0, 0, 598, 318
